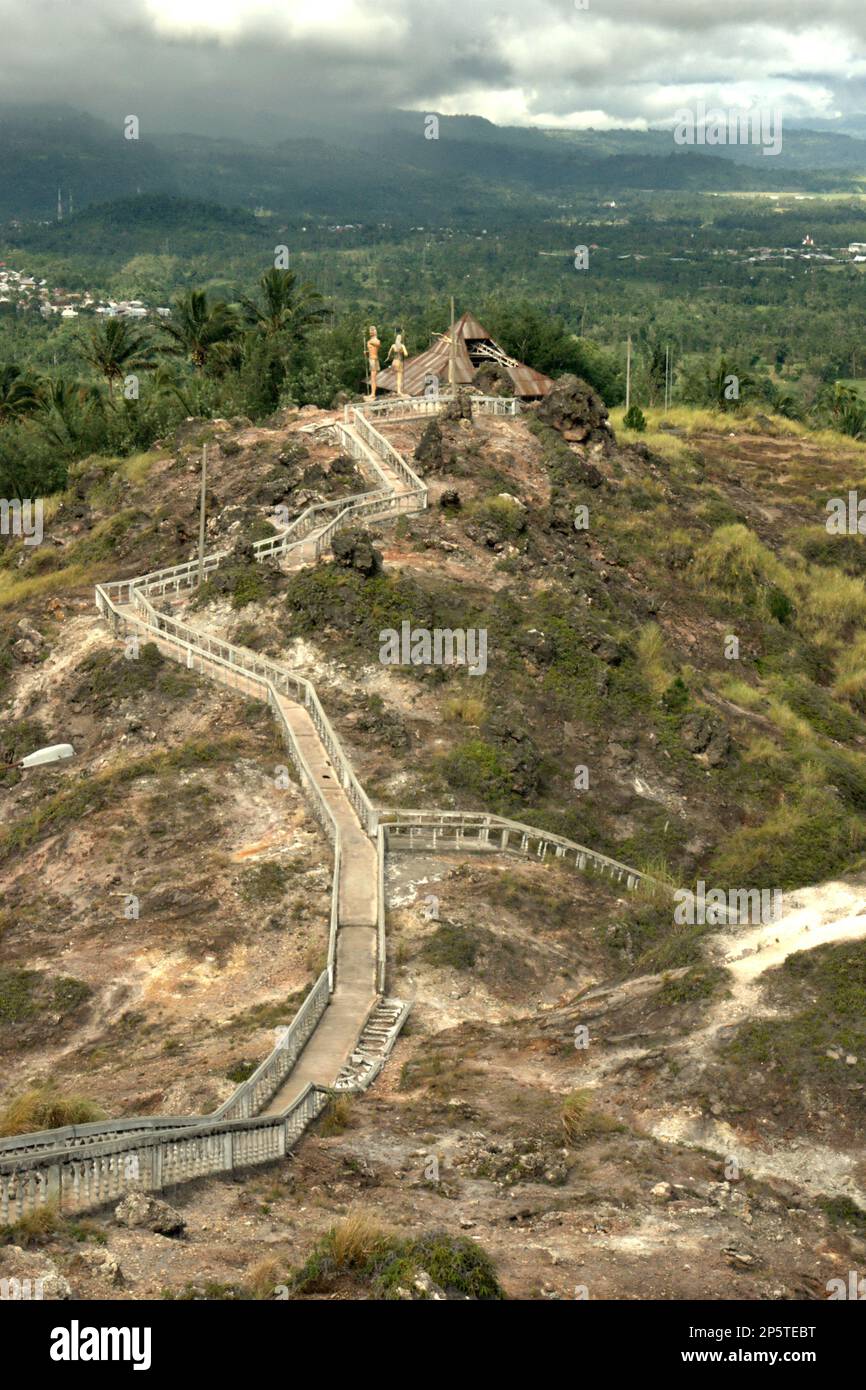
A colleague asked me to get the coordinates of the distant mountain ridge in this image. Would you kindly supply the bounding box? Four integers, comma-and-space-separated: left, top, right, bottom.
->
0, 102, 862, 224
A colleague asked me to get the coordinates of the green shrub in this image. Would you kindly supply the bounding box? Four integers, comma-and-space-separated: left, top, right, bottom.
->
709, 785, 866, 890
722, 940, 866, 1107
292, 1214, 504, 1300
442, 739, 511, 803
240, 862, 290, 902
471, 495, 527, 542
420, 922, 478, 970
657, 965, 727, 1006
767, 586, 794, 624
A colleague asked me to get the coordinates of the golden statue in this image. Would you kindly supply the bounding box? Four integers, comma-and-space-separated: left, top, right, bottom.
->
387, 330, 409, 395
367, 325, 381, 398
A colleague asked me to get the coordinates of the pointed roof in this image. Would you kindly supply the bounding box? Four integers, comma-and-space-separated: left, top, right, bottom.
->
376, 311, 553, 398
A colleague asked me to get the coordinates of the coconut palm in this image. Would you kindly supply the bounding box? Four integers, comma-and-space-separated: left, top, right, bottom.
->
0, 363, 41, 424
81, 318, 154, 398
240, 268, 326, 344
37, 378, 105, 452
159, 289, 240, 370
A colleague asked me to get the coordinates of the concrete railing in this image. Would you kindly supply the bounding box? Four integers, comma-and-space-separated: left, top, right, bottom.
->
376, 827, 387, 994
349, 394, 521, 423
213, 971, 331, 1122
380, 809, 660, 893
0, 1085, 328, 1222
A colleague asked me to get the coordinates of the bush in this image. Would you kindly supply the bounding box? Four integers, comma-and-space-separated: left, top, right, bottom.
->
291, 1212, 504, 1299
0, 1088, 105, 1137
420, 922, 478, 970
692, 524, 788, 606
657, 965, 727, 1006
319, 1092, 353, 1136
240, 862, 290, 902
559, 1089, 617, 1144
442, 739, 511, 803
623, 404, 647, 432
710, 785, 866, 890
0, 1205, 62, 1247
767, 585, 794, 625
471, 495, 527, 542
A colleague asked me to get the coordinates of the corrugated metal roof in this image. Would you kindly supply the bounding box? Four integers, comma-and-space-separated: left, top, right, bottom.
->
376, 311, 553, 398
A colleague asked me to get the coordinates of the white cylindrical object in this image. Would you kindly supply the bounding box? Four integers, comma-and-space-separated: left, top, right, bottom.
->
18, 743, 75, 769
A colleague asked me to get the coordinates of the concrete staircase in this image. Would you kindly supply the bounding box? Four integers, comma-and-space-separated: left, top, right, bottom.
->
333, 998, 412, 1091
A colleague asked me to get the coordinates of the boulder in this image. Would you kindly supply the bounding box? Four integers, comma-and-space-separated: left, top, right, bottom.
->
537, 375, 611, 444
413, 1270, 447, 1300
680, 712, 731, 766
440, 390, 473, 421
330, 529, 382, 576
680, 712, 713, 753
114, 1192, 186, 1237
76, 1247, 123, 1286
414, 420, 446, 472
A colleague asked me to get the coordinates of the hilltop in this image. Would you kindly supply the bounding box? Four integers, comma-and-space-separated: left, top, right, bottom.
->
1, 392, 866, 1299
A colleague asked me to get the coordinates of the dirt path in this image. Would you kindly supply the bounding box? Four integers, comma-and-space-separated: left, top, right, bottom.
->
573, 873, 866, 1203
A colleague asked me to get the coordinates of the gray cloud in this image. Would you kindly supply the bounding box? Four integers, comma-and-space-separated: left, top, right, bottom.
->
0, 0, 864, 138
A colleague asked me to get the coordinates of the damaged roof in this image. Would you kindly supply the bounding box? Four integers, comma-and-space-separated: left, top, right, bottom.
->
376, 311, 554, 398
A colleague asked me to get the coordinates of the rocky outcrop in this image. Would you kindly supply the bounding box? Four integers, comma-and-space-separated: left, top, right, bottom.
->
680, 711, 732, 767
330, 529, 382, 576
537, 374, 612, 446
414, 419, 446, 472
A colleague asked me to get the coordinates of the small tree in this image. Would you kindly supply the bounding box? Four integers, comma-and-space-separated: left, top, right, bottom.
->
81, 318, 154, 399
623, 403, 647, 432
160, 289, 240, 371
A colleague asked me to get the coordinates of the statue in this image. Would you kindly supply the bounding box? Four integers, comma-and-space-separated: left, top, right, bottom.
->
366, 326, 381, 398
387, 330, 409, 395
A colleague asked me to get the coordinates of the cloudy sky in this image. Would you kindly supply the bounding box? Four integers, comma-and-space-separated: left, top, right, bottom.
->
2, 0, 866, 138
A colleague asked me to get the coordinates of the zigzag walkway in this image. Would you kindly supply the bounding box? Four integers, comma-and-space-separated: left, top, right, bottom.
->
0, 394, 660, 1220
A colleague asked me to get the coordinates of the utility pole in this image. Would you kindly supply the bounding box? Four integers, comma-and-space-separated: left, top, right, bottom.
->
197, 443, 207, 587
449, 295, 457, 393
625, 335, 632, 411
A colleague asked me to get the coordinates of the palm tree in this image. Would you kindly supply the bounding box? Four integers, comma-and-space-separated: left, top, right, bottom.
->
81, 318, 154, 398
0, 363, 41, 424
160, 290, 240, 370
37, 378, 105, 452
240, 269, 326, 344
830, 382, 866, 439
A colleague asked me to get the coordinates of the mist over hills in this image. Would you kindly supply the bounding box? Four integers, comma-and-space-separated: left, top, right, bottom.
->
2, 102, 864, 227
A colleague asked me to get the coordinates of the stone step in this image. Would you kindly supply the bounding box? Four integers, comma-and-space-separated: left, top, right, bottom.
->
333, 998, 411, 1091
